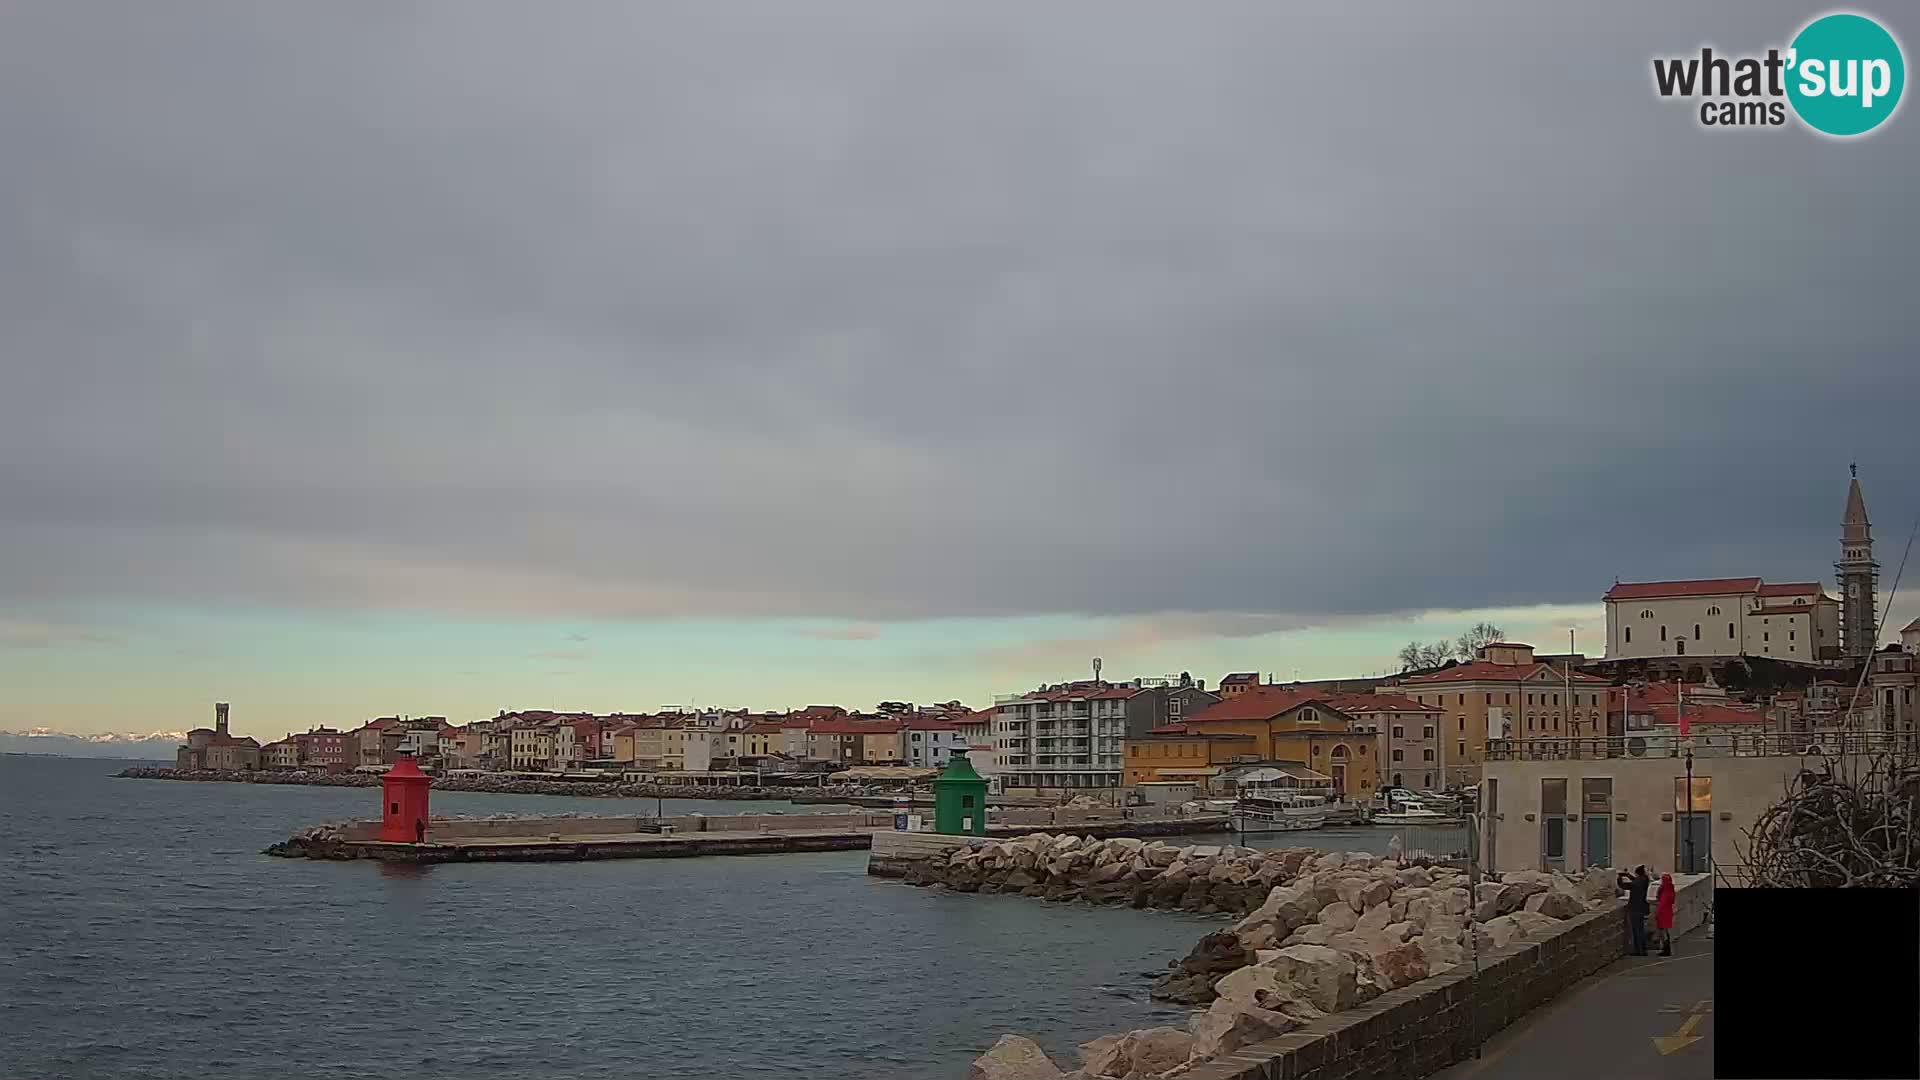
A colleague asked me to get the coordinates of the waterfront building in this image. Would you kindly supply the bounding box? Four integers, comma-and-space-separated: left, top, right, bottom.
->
1122, 729, 1258, 793
509, 725, 556, 770
1171, 688, 1379, 797
292, 727, 349, 771
902, 717, 969, 769
1393, 642, 1613, 785
175, 703, 263, 771
1323, 693, 1446, 792
261, 738, 300, 769
990, 681, 1131, 795
1480, 727, 1902, 879
741, 722, 782, 757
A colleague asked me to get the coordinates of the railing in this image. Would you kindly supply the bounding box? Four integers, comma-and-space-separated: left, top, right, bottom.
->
1484, 730, 1913, 761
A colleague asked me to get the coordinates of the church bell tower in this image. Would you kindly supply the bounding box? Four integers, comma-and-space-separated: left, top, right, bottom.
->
1836, 465, 1879, 659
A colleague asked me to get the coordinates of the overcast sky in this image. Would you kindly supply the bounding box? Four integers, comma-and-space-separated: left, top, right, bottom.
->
4, 3, 1916, 735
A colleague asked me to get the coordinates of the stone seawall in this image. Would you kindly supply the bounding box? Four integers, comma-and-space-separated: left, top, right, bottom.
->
1181, 874, 1712, 1080
962, 857, 1710, 1080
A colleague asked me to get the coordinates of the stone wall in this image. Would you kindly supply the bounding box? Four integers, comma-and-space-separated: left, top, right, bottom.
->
1178, 875, 1712, 1080
339, 811, 898, 842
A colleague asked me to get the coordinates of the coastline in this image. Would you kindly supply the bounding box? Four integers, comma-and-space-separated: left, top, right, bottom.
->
116, 766, 874, 802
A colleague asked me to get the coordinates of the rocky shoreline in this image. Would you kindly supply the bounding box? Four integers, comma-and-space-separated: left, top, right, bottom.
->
115, 766, 876, 802
911, 835, 1620, 1080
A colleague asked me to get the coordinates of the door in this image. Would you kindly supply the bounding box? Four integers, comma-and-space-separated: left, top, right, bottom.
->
1583, 814, 1611, 868
1543, 817, 1567, 872
1676, 813, 1711, 873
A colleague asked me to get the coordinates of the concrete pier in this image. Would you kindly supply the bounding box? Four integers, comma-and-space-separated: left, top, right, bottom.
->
267, 811, 1232, 864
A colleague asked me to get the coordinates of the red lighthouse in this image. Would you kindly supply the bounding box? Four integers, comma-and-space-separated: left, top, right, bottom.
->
379, 755, 432, 843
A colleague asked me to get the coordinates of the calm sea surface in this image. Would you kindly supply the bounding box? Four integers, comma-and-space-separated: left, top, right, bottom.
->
0, 756, 1250, 1080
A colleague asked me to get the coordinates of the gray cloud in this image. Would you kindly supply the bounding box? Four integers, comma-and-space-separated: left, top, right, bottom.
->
2, 2, 1915, 625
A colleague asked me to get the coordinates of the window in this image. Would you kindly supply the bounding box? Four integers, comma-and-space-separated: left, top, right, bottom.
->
1330, 745, 1348, 759
1458, 694, 1465, 705
1625, 626, 1632, 643
1392, 749, 1404, 762
1392, 725, 1404, 738
1553, 694, 1560, 706
1424, 725, 1436, 739
1693, 624, 1701, 640
1457, 739, 1467, 758
1706, 605, 1721, 616
1763, 632, 1769, 642
1660, 625, 1668, 641
1458, 717, 1465, 732
1789, 630, 1795, 641
1423, 749, 1435, 761
1528, 694, 1535, 705
1485, 693, 1492, 705
1504, 693, 1512, 705
1640, 609, 1654, 619
1729, 622, 1735, 638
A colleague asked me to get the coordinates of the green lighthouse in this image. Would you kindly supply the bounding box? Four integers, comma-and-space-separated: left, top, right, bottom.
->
931, 750, 989, 835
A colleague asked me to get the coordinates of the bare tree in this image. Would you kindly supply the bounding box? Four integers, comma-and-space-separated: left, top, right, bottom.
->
1454, 621, 1506, 661
1398, 639, 1456, 672
1735, 748, 1917, 888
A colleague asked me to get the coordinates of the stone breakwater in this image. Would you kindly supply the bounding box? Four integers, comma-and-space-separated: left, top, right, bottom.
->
923, 836, 1626, 1080
116, 766, 875, 802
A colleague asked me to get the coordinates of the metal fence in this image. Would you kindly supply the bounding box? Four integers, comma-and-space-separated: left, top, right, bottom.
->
1484, 730, 1912, 761
1387, 823, 1473, 866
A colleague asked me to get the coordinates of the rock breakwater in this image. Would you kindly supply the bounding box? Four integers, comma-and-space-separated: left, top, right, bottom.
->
947, 836, 1625, 1079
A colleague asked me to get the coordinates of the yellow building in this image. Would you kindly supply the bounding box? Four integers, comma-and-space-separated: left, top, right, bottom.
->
1124, 731, 1257, 789
1394, 642, 1615, 782
1164, 688, 1381, 797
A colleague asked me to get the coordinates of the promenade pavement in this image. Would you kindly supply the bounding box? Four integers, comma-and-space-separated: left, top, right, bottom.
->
1431, 925, 1714, 1080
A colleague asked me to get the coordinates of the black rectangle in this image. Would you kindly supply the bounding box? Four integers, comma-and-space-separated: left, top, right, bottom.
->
1715, 888, 1919, 1079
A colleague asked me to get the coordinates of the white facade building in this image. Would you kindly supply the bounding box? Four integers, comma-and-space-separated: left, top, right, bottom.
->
992, 682, 1129, 793
1603, 577, 1839, 664
902, 720, 970, 769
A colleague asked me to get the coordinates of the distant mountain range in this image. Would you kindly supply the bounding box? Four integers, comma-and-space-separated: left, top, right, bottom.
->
0, 728, 185, 759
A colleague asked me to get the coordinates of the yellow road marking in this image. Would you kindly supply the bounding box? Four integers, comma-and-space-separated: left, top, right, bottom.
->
1654, 1011, 1706, 1055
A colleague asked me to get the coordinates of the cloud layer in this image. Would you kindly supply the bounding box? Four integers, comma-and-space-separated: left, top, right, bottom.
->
4, 3, 1915, 627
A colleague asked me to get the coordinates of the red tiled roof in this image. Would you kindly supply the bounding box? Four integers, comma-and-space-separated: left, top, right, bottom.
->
1184, 687, 1327, 722
1757, 582, 1822, 597
1604, 577, 1762, 600
1220, 672, 1260, 684
1145, 722, 1189, 734
1089, 687, 1142, 700
743, 722, 785, 734
1903, 618, 1920, 633
900, 717, 965, 731
1401, 661, 1609, 685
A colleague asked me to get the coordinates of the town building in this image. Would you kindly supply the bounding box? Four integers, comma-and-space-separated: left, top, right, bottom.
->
1480, 731, 1901, 880
1324, 693, 1446, 792
293, 727, 349, 771
1866, 622, 1920, 749
175, 703, 262, 771
1217, 673, 1260, 698
1602, 577, 1840, 665
509, 724, 556, 770
1393, 642, 1614, 784
262, 738, 300, 769
1167, 687, 1380, 797
1837, 467, 1879, 659
990, 681, 1133, 795
902, 717, 969, 769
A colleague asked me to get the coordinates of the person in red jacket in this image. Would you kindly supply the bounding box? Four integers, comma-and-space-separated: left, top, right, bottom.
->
1652, 873, 1677, 956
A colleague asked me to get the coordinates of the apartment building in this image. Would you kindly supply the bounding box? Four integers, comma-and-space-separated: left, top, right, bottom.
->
991, 681, 1130, 794
1394, 643, 1613, 785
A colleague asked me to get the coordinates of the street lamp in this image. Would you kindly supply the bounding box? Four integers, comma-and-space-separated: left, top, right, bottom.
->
1682, 746, 1695, 873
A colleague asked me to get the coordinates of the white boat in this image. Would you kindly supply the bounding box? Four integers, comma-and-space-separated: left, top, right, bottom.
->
1231, 791, 1329, 833
1370, 805, 1466, 826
